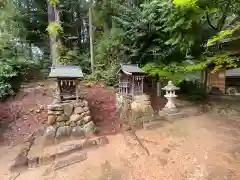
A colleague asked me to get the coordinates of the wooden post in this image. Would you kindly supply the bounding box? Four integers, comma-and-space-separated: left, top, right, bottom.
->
56, 79, 62, 103
132, 76, 134, 96
157, 81, 161, 97
141, 76, 144, 94
75, 79, 79, 101
89, 6, 94, 73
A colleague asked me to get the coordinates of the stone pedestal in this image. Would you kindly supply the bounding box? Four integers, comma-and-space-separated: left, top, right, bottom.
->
44, 99, 96, 144
116, 93, 154, 129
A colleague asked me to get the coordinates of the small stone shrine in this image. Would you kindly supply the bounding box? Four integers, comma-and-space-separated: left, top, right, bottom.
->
44, 65, 96, 144
116, 64, 154, 129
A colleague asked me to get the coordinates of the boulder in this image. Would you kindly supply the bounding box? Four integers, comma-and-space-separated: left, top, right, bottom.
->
74, 107, 84, 114
63, 103, 74, 116
56, 115, 69, 122
47, 115, 57, 125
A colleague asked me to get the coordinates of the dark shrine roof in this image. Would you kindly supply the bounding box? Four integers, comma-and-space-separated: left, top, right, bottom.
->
48, 65, 84, 78
226, 68, 240, 77
119, 64, 145, 75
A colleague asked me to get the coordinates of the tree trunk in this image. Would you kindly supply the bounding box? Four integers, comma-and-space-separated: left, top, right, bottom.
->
103, 0, 111, 38
89, 6, 94, 73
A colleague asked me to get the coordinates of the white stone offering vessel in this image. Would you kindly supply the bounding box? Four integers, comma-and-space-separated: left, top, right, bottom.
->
162, 81, 180, 112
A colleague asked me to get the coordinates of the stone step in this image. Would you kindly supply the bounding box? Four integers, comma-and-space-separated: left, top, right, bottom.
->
11, 136, 109, 171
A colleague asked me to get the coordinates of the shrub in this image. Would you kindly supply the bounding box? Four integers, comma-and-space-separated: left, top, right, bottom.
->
0, 57, 36, 99
179, 80, 207, 102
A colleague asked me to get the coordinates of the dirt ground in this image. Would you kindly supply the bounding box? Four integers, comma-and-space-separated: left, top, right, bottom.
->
0, 81, 240, 180
0, 114, 239, 180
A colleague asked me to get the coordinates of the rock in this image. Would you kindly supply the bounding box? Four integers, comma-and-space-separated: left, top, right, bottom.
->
56, 121, 66, 127
77, 116, 91, 126
35, 109, 41, 113
82, 110, 90, 117
71, 127, 85, 138
70, 114, 82, 122
65, 121, 71, 126
44, 126, 56, 140
63, 103, 74, 116
39, 105, 45, 110
55, 126, 71, 139
83, 106, 89, 112
48, 104, 63, 111
83, 100, 88, 106
82, 121, 96, 135
74, 101, 84, 107
47, 115, 57, 125
228, 109, 239, 116
48, 110, 63, 115
83, 116, 91, 124
70, 122, 77, 127
74, 107, 84, 114
56, 115, 69, 122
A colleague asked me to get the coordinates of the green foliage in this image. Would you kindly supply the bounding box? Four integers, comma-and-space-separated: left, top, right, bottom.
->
0, 0, 37, 99
207, 22, 240, 46
0, 58, 36, 99
204, 53, 240, 72
86, 62, 119, 86
142, 62, 206, 84
179, 80, 207, 101
46, 22, 63, 36
89, 28, 123, 86
173, 0, 198, 8
48, 0, 59, 7
58, 45, 91, 74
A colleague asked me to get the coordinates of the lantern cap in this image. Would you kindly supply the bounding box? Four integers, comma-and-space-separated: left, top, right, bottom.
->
162, 81, 180, 91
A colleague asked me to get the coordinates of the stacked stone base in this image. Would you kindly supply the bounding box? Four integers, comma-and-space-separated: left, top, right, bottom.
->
44, 99, 96, 144
116, 94, 155, 130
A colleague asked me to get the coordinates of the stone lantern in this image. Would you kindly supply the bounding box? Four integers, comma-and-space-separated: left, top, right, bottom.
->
162, 81, 180, 113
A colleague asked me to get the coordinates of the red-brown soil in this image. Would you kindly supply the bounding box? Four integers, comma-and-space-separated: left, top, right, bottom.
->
0, 81, 119, 146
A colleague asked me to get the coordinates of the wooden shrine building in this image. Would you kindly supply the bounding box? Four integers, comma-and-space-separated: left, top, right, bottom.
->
49, 65, 84, 101
118, 64, 146, 96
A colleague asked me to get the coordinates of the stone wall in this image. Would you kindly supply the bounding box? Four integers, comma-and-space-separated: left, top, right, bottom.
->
116, 93, 154, 130
44, 99, 96, 143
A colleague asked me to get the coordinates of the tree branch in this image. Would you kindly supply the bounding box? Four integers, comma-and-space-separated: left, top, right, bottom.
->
217, 2, 231, 31
205, 12, 217, 31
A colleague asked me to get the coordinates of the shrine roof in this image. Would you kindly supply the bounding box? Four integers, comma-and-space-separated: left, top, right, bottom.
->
48, 65, 84, 78
226, 68, 240, 77
119, 64, 145, 75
